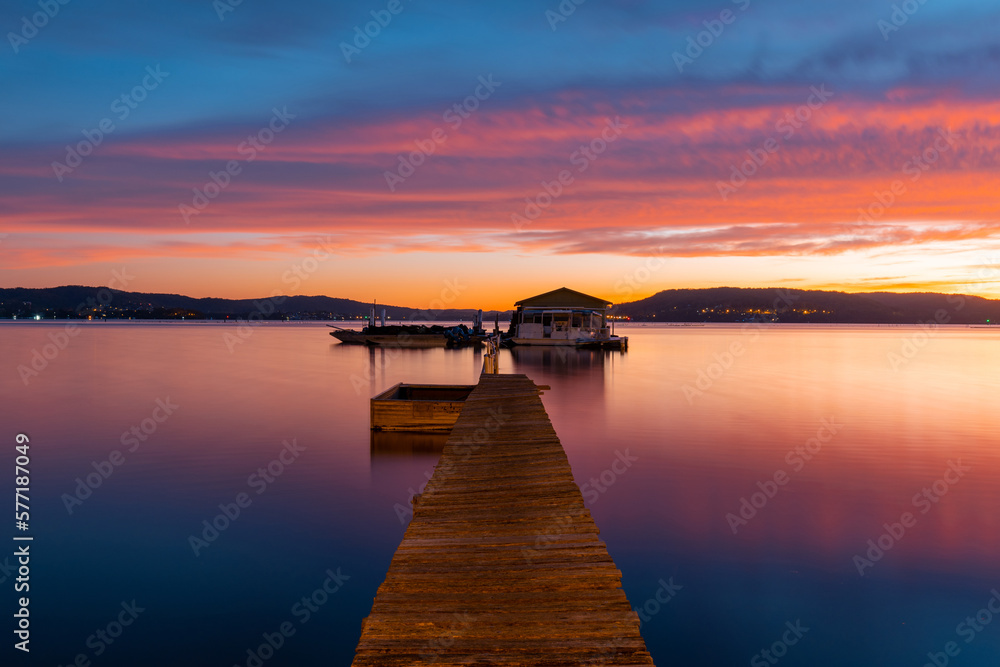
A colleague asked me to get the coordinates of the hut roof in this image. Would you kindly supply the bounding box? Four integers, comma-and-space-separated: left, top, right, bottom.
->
514, 287, 611, 310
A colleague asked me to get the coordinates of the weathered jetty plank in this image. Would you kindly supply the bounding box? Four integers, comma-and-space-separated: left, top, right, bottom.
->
353, 374, 654, 666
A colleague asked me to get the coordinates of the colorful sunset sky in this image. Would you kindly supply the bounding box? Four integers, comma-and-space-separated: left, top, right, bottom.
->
2, 0, 999, 309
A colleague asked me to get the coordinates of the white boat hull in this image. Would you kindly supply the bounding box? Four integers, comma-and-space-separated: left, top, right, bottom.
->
511, 338, 585, 346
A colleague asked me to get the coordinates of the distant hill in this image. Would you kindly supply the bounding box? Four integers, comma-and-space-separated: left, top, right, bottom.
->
610, 287, 1000, 324
4, 285, 998, 324
0, 286, 510, 321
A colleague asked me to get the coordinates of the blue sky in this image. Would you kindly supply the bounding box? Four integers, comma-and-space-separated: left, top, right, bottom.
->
3, 0, 1000, 304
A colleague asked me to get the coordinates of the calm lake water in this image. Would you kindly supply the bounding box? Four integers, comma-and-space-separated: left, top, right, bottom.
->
2, 321, 999, 665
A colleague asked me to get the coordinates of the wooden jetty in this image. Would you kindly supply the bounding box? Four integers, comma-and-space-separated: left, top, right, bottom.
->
353, 373, 654, 666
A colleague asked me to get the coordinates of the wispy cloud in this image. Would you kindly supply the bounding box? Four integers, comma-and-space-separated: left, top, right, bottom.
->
4, 0, 1000, 297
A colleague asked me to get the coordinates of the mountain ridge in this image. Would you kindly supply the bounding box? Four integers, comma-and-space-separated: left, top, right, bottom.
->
0, 286, 504, 321
611, 287, 999, 324
2, 285, 999, 323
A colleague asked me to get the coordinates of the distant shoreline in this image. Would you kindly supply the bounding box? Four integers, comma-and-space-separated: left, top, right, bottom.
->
2, 285, 998, 325
1, 320, 996, 329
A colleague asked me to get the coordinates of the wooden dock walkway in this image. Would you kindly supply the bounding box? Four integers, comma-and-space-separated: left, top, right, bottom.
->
352, 374, 654, 666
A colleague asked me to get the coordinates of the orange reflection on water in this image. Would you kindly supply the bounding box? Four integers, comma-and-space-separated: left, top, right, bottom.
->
520, 325, 1000, 577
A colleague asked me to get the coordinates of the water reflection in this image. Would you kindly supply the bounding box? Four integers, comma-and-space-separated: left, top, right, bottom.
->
370, 431, 449, 459
508, 344, 620, 376
4, 322, 999, 666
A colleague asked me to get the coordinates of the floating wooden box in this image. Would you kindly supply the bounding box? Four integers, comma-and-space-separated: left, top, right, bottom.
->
370, 383, 475, 432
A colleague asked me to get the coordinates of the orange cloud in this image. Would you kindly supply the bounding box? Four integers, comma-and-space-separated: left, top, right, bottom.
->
3, 85, 999, 287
